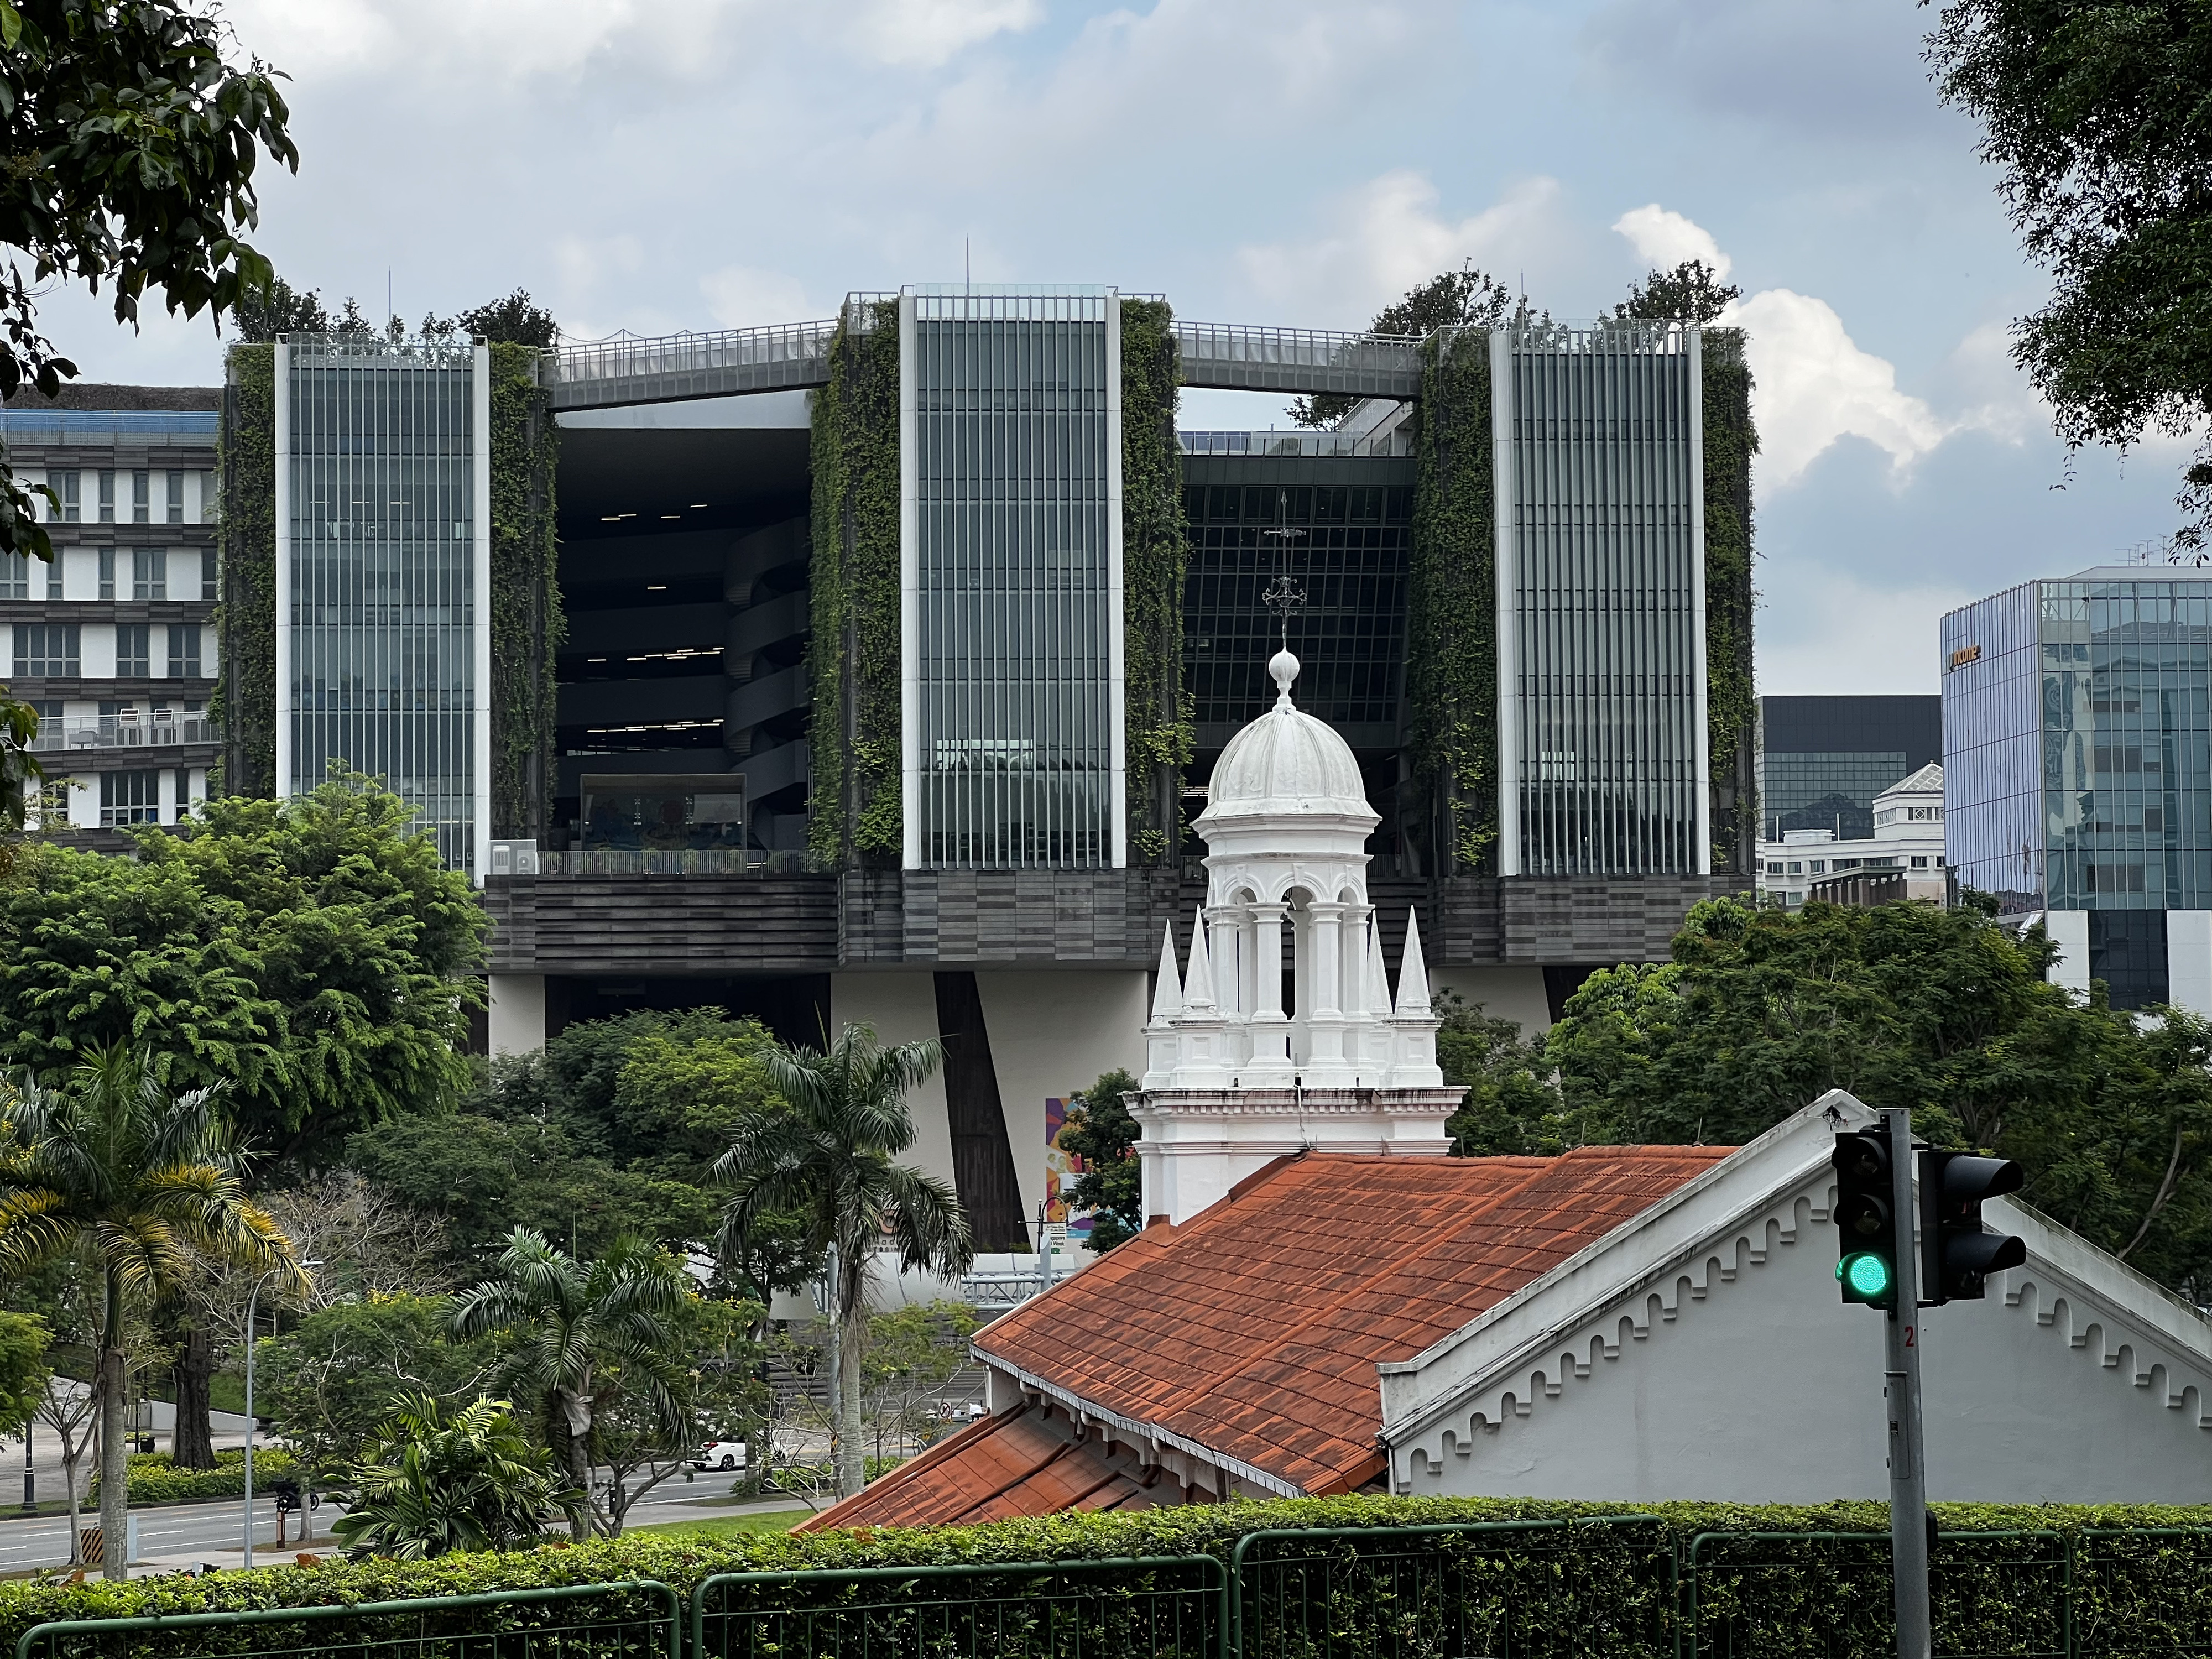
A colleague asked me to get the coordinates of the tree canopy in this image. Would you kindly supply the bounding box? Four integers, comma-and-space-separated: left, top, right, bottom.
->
1537, 898, 2212, 1295
1059, 1068, 1141, 1251
0, 777, 486, 1169
1926, 0, 2212, 549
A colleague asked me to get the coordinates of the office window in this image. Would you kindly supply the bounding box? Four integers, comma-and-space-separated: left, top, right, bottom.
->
97, 471, 114, 523
116, 622, 150, 677
165, 471, 185, 524
197, 547, 216, 600
100, 769, 158, 827
131, 470, 149, 524
1808, 859, 1826, 873
0, 552, 26, 600
1912, 855, 1929, 868
59, 471, 78, 523
132, 548, 166, 601
1788, 861, 1804, 874
1764, 860, 1783, 874
97, 549, 114, 599
166, 623, 201, 679
43, 555, 60, 600
12, 623, 79, 676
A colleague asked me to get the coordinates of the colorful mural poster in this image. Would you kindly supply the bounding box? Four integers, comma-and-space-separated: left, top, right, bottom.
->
1044, 1095, 1094, 1240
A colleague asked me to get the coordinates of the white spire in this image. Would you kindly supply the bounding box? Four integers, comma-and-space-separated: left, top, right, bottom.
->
1368, 912, 1391, 1015
1394, 908, 1431, 1016
1150, 922, 1184, 1021
1182, 907, 1218, 1010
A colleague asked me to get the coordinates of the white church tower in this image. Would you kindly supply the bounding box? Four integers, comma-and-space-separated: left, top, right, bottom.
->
1131, 649, 1466, 1227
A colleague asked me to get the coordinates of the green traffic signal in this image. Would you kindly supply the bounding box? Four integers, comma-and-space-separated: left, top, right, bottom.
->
1837, 1250, 1895, 1303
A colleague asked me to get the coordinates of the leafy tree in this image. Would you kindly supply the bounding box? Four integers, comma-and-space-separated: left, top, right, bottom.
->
252, 1293, 497, 1476
591, 1293, 763, 1536
329, 1393, 580, 1559
0, 0, 298, 825
717, 1023, 974, 1498
0, 1308, 48, 1433
231, 274, 328, 342
1545, 897, 2212, 1291
1060, 1068, 1142, 1251
456, 289, 559, 347
1613, 258, 1741, 326
0, 1046, 302, 1578
616, 1022, 786, 1165
1434, 992, 1563, 1157
860, 1300, 981, 1462
452, 1228, 687, 1541
0, 776, 486, 1167
1926, 1, 2212, 550
1291, 264, 1518, 429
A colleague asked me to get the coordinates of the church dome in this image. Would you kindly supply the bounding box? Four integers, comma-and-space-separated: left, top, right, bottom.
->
1195, 650, 1379, 830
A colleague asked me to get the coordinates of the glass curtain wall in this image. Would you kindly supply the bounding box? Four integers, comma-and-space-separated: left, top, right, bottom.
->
283, 337, 479, 868
907, 290, 1116, 869
1498, 323, 1704, 875
1940, 582, 2040, 909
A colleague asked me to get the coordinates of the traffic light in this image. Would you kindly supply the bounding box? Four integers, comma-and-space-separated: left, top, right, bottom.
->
1919, 1150, 2028, 1305
1832, 1126, 1901, 1309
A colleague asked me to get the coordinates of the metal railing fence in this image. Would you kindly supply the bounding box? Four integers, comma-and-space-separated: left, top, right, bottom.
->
1686, 1531, 2071, 1659
17, 1524, 2212, 1659
28, 712, 213, 753
14, 1579, 683, 1659
690, 1557, 1227, 1659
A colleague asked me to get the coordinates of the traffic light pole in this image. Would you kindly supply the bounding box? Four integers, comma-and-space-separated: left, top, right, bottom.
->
1881, 1107, 1931, 1659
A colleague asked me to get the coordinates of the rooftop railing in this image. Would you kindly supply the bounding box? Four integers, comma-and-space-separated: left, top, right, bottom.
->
1178, 428, 1413, 458
28, 711, 213, 753
545, 319, 839, 409
1173, 320, 1426, 398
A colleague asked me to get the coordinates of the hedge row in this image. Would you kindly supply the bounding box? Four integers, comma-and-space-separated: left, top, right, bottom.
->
5, 1493, 2212, 1644
85, 1448, 299, 1507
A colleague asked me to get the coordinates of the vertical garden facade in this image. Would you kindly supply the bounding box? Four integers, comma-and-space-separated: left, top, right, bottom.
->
217, 337, 560, 877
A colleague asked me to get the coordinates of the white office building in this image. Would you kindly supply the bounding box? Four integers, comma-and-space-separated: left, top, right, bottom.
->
1756, 763, 1947, 908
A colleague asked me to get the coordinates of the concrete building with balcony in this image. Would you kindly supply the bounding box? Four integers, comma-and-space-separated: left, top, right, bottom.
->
1, 385, 220, 836
166, 286, 1760, 1251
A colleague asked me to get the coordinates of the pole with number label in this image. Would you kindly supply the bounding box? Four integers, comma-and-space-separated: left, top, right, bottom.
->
1881, 1108, 1931, 1659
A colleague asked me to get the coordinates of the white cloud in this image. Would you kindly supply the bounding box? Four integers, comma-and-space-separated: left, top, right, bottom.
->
852, 0, 1043, 67
1610, 205, 1950, 487
1729, 287, 1948, 484
223, 0, 747, 87
1611, 204, 1731, 280
700, 265, 820, 328
1235, 171, 1567, 327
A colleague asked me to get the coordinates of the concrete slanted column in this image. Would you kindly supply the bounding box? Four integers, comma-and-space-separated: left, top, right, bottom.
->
488, 973, 547, 1057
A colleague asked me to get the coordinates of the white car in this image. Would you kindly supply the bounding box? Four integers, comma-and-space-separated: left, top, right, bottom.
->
691, 1439, 748, 1471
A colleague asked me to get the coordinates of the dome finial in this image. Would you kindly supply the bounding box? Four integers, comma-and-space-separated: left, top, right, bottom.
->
1268, 649, 1300, 706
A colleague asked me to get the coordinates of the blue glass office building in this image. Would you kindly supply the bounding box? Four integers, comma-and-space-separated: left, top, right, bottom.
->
1942, 568, 2212, 1011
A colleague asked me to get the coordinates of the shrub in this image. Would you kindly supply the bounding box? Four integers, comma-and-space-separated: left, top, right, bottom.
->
85, 1448, 299, 1506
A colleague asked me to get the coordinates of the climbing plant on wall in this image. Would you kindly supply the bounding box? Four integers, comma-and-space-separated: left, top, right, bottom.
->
1702, 327, 1759, 875
1406, 328, 1499, 873
807, 300, 902, 865
215, 343, 276, 799
1120, 298, 1192, 865
487, 342, 562, 841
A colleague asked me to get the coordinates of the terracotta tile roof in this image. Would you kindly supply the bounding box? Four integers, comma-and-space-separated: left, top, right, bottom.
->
810, 1146, 1731, 1530
797, 1402, 1164, 1532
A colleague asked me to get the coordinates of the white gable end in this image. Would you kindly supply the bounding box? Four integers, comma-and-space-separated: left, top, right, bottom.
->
1378, 1093, 2212, 1505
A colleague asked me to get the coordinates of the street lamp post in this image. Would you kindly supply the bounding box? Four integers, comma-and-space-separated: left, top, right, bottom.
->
20, 1421, 32, 1514
241, 1260, 316, 1571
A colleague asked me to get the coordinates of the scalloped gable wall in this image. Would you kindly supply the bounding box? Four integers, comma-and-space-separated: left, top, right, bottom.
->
1376, 1092, 2212, 1504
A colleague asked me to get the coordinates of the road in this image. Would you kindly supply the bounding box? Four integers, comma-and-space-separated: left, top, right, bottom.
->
0, 1480, 799, 1573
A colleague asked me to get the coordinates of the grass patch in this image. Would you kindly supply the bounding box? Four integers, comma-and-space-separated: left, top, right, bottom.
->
623, 1509, 812, 1540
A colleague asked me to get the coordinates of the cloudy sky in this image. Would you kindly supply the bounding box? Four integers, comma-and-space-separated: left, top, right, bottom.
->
42, 0, 2193, 694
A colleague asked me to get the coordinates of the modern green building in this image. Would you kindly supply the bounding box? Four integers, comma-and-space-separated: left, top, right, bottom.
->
202, 286, 1756, 1250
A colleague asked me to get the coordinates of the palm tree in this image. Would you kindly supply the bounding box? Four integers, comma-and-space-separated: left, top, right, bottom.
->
452, 1228, 687, 1541
716, 1022, 974, 1499
0, 1046, 302, 1579
331, 1392, 582, 1559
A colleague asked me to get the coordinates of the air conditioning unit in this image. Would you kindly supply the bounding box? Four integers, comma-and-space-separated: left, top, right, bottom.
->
487, 839, 539, 877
